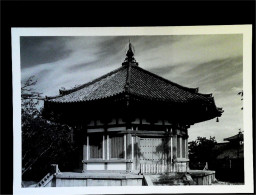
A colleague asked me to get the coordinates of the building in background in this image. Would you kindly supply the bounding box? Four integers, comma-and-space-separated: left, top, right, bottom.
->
214, 131, 244, 182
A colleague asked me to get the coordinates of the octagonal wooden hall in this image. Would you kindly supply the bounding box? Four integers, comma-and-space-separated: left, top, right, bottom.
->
43, 42, 223, 176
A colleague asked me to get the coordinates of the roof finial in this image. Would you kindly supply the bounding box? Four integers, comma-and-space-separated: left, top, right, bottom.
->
122, 40, 138, 66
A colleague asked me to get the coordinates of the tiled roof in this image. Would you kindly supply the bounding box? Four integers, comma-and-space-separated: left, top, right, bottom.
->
224, 133, 243, 142
47, 64, 216, 105
129, 66, 211, 103
216, 146, 244, 159
48, 66, 127, 103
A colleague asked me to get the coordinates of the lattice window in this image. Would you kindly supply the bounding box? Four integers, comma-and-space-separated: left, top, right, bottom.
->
89, 135, 103, 159
110, 135, 124, 159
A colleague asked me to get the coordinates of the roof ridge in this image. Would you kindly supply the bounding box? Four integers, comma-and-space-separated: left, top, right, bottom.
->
59, 65, 127, 96
124, 64, 132, 93
131, 65, 199, 93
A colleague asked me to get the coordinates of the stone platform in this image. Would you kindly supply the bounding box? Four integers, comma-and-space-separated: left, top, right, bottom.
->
47, 171, 144, 187
188, 170, 216, 185
145, 170, 216, 186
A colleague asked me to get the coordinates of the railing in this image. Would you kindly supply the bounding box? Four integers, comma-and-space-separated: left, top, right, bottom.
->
140, 164, 169, 174
36, 164, 60, 187
36, 173, 53, 187
140, 162, 188, 174
176, 161, 188, 172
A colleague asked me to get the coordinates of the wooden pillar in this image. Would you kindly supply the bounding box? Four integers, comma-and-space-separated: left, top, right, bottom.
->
134, 135, 140, 171
124, 134, 127, 160
126, 133, 132, 171
82, 133, 88, 172
185, 138, 189, 171
82, 145, 87, 172
103, 135, 105, 160
171, 136, 173, 168
103, 127, 108, 161
103, 134, 108, 170
185, 138, 187, 159
172, 131, 178, 172
179, 136, 182, 159
172, 134, 177, 159
186, 135, 189, 159
167, 135, 172, 172
107, 135, 110, 160
131, 136, 134, 170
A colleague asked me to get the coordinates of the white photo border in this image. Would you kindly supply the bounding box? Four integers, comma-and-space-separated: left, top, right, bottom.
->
12, 25, 253, 195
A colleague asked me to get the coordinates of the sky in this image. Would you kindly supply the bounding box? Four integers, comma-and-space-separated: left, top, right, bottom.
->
20, 35, 243, 143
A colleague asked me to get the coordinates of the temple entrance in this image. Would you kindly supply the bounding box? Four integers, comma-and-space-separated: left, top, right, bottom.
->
139, 137, 168, 174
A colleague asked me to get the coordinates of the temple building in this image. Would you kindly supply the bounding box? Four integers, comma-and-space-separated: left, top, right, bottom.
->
42, 43, 223, 186
213, 131, 244, 183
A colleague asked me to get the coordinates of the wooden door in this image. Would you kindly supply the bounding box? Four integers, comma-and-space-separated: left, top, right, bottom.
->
139, 138, 166, 164
139, 137, 168, 173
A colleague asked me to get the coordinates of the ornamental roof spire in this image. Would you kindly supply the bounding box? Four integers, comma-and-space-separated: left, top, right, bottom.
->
122, 41, 138, 66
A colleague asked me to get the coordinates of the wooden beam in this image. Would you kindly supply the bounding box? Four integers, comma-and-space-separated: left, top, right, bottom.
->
87, 128, 104, 133
107, 127, 126, 132
82, 159, 132, 163
127, 130, 166, 134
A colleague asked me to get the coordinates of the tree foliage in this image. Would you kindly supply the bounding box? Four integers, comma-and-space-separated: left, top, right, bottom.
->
22, 76, 77, 181
188, 136, 219, 170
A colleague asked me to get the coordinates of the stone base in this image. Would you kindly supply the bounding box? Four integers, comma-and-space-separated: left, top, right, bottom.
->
188, 170, 216, 185
51, 172, 144, 187
145, 170, 216, 186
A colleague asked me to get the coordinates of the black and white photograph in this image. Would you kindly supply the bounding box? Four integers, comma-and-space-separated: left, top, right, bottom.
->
12, 26, 253, 194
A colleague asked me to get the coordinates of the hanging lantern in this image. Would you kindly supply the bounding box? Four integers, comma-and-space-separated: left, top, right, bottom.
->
216, 117, 219, 122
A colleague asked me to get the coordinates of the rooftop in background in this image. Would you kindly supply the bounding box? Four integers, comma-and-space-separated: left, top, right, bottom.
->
224, 132, 243, 142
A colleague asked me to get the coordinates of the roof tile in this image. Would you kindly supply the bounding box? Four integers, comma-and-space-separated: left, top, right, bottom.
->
48, 64, 214, 105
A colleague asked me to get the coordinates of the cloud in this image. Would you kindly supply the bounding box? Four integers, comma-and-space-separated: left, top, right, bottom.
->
20, 37, 73, 68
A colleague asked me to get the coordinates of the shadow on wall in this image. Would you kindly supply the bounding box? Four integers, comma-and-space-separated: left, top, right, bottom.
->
125, 138, 178, 166
155, 138, 177, 163
124, 142, 145, 160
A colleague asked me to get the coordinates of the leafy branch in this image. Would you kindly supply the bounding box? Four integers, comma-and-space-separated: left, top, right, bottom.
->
21, 76, 76, 181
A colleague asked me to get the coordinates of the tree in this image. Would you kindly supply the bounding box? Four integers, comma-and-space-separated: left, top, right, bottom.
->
21, 76, 77, 181
188, 136, 219, 170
